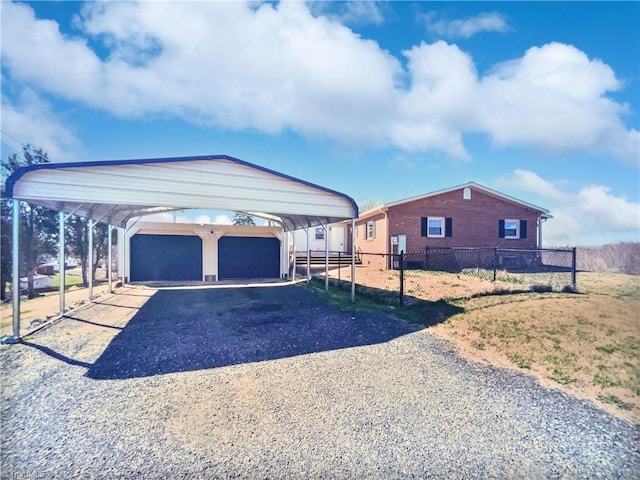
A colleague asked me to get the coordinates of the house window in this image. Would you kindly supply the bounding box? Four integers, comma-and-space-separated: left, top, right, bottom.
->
499, 219, 527, 239
427, 217, 444, 237
463, 187, 471, 200
421, 217, 452, 238
315, 227, 324, 240
367, 220, 376, 239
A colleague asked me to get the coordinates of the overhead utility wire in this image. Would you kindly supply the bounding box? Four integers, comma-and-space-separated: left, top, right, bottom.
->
0, 129, 28, 150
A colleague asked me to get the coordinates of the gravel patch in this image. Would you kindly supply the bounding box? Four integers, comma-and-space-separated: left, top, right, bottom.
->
1, 283, 638, 479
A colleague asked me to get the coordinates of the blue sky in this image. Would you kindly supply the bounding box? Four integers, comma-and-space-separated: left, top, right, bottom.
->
1, 1, 638, 245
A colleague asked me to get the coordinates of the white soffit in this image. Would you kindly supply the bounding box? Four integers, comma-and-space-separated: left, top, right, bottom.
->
5, 155, 358, 230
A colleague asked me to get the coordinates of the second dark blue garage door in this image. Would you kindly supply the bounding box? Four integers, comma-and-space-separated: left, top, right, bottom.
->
218, 236, 280, 280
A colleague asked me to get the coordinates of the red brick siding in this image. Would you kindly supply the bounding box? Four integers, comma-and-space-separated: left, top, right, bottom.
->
355, 212, 387, 269
388, 188, 541, 252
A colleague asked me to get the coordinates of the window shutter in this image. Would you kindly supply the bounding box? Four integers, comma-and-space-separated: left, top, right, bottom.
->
498, 219, 505, 238
445, 217, 453, 237
421, 217, 427, 237
520, 220, 527, 239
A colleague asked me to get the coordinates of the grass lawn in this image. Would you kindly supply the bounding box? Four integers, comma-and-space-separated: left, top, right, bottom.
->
50, 273, 85, 289
308, 272, 640, 424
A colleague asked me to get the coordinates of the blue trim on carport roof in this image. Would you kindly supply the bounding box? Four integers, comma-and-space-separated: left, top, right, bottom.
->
4, 154, 359, 216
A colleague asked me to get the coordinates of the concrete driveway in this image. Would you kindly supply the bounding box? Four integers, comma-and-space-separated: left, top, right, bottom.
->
1, 283, 638, 478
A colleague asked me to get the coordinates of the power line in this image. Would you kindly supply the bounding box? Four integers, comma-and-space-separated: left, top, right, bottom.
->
1, 141, 21, 157
0, 129, 28, 151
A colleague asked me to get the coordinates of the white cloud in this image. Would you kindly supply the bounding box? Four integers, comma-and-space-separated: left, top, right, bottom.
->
496, 170, 640, 245
424, 11, 510, 39
313, 1, 384, 26
1, 88, 82, 161
212, 214, 232, 225
193, 215, 211, 225
496, 169, 569, 203
127, 211, 233, 225
577, 185, 640, 231
1, 1, 637, 165
394, 41, 478, 157
135, 211, 189, 223
478, 43, 639, 167
344, 1, 384, 25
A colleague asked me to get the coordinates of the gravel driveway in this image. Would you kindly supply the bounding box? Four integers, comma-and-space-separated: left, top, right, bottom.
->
1, 283, 638, 478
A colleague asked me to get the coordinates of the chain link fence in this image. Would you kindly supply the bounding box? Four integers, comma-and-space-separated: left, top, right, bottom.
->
316, 247, 576, 305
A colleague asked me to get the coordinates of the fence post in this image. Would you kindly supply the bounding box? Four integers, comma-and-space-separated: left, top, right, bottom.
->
399, 250, 404, 307
571, 247, 577, 290
338, 251, 341, 285
493, 247, 498, 282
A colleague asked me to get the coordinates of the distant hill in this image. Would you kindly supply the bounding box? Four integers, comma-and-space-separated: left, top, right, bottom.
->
576, 242, 640, 275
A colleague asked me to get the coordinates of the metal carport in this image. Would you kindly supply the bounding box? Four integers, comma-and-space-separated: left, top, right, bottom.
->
4, 154, 359, 340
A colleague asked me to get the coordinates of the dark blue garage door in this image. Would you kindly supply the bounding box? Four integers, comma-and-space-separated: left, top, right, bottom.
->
218, 236, 280, 280
130, 234, 202, 281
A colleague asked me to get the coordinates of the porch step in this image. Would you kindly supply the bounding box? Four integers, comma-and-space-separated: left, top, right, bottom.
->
295, 253, 362, 265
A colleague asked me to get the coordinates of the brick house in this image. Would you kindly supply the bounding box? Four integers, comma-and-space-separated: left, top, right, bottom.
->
354, 182, 551, 268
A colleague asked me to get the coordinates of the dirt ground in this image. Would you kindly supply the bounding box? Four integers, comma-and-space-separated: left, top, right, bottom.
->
326, 264, 545, 300
0, 283, 114, 337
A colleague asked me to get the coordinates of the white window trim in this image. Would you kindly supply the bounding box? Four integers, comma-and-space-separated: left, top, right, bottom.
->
504, 219, 519, 239
367, 220, 376, 239
427, 216, 445, 238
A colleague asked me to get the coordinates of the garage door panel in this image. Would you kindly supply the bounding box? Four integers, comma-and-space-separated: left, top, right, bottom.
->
218, 236, 280, 280
131, 234, 202, 281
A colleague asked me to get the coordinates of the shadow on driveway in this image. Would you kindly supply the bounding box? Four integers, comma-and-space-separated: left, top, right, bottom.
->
83, 284, 449, 380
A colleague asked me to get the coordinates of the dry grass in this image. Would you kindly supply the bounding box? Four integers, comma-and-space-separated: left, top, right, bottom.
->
430, 272, 639, 424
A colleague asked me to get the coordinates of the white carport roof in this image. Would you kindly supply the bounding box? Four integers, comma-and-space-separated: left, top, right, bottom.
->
4, 155, 358, 230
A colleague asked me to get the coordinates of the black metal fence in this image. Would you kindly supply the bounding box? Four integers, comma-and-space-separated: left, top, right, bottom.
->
321, 247, 576, 305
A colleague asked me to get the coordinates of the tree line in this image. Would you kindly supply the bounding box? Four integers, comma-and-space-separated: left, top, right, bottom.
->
1, 146, 113, 301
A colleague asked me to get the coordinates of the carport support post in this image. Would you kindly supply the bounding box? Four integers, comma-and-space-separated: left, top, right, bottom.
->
108, 225, 113, 293
306, 227, 310, 281
88, 219, 94, 301
59, 211, 65, 316
12, 200, 20, 339
571, 247, 577, 290
351, 219, 355, 302
291, 230, 296, 282
324, 223, 329, 291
